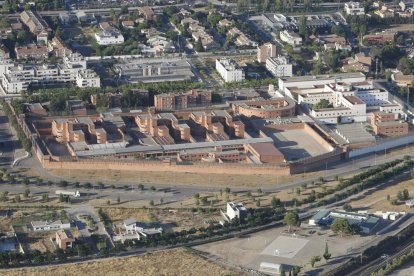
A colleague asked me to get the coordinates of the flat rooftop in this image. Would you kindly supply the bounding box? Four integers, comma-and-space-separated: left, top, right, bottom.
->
280, 72, 365, 83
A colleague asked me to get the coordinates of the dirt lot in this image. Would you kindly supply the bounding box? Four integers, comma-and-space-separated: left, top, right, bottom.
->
46, 168, 322, 188
99, 207, 221, 232
18, 231, 56, 253
3, 249, 240, 276
349, 179, 414, 212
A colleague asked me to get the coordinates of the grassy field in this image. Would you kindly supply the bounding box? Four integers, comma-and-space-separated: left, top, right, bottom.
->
2, 249, 241, 276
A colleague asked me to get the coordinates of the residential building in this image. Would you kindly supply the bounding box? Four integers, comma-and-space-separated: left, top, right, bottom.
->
223, 202, 247, 222
122, 218, 162, 237
371, 112, 408, 137
122, 20, 135, 29
1, 53, 100, 94
280, 30, 302, 47
31, 220, 71, 231
392, 72, 414, 87
114, 59, 194, 83
154, 89, 212, 111
363, 33, 395, 44
15, 44, 48, 60
138, 6, 156, 21
218, 19, 233, 28
20, 10, 51, 44
266, 56, 293, 77
228, 27, 257, 47
342, 53, 372, 73
344, 2, 365, 15
56, 229, 75, 250
76, 69, 101, 88
257, 42, 277, 63
48, 37, 73, 58
95, 30, 124, 45
216, 59, 245, 83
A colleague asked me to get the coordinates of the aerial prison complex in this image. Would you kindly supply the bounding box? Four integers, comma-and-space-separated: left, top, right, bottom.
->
14, 72, 412, 175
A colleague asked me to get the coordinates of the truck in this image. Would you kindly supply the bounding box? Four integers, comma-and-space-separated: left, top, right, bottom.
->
55, 190, 81, 197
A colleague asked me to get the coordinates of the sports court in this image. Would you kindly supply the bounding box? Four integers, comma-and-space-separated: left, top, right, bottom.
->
260, 235, 309, 258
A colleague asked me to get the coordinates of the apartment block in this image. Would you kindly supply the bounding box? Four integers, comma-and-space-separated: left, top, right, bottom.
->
280, 30, 302, 47
257, 42, 277, 63
1, 53, 100, 94
20, 10, 51, 44
266, 56, 293, 77
344, 2, 365, 15
216, 59, 245, 83
154, 89, 212, 111
15, 44, 48, 60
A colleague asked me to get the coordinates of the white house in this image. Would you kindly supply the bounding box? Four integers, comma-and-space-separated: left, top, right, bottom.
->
266, 56, 293, 77
122, 218, 163, 236
223, 202, 247, 222
31, 220, 71, 231
95, 30, 124, 45
216, 59, 245, 83
280, 30, 302, 47
344, 2, 365, 15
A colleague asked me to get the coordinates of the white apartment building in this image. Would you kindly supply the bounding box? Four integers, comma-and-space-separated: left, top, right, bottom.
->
216, 59, 245, 83
280, 30, 302, 47
1, 53, 100, 94
76, 69, 101, 88
344, 2, 365, 15
266, 56, 293, 77
95, 30, 124, 45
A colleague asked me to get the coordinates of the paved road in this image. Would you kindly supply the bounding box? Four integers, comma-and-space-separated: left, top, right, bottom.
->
10, 144, 414, 204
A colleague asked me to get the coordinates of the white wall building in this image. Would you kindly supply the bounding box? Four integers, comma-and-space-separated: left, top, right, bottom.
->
278, 72, 366, 94
280, 30, 302, 47
31, 220, 71, 231
95, 30, 124, 45
297, 81, 403, 124
225, 202, 247, 221
1, 53, 100, 94
344, 2, 365, 15
266, 56, 293, 77
216, 59, 245, 83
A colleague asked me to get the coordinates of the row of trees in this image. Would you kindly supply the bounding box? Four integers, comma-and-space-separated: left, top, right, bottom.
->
371, 248, 414, 276
0, 98, 32, 151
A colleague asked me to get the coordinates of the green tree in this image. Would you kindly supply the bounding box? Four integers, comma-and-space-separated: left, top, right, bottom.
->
310, 256, 321, 267
343, 203, 353, 212
284, 212, 300, 233
331, 218, 353, 237
323, 243, 331, 262
313, 99, 333, 110
195, 39, 203, 52
271, 196, 280, 208
298, 16, 308, 40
